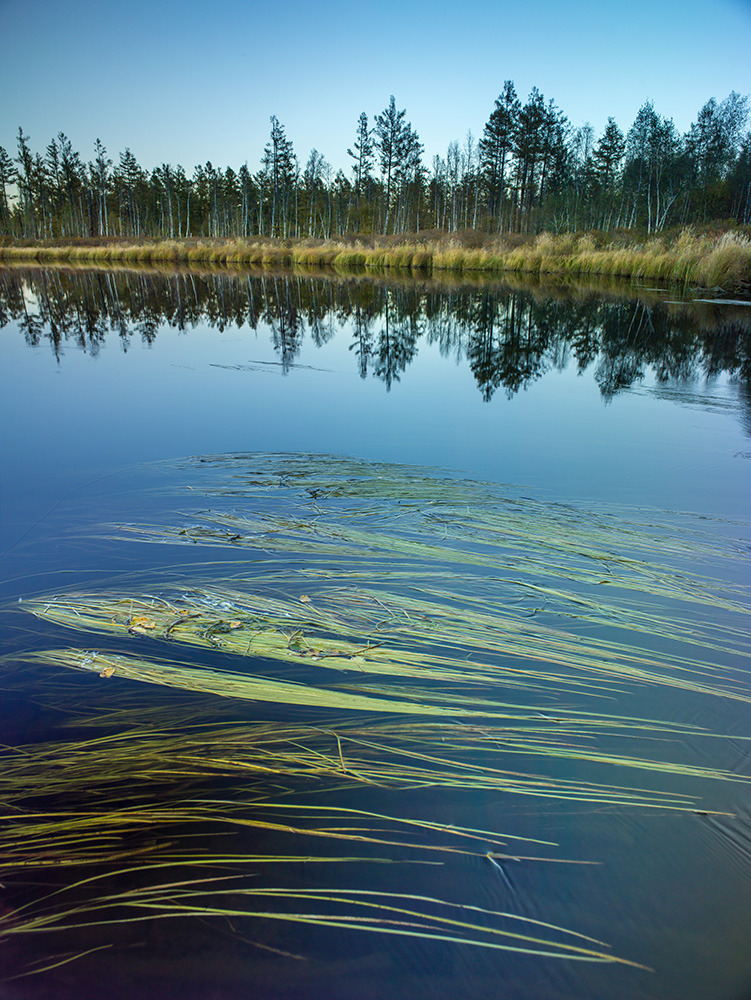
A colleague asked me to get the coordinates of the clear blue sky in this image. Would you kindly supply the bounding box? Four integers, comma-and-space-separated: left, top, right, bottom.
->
1, 0, 749, 176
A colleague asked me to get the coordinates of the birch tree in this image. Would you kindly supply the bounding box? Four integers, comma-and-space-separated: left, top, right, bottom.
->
92, 139, 111, 236
302, 149, 328, 236
625, 102, 682, 232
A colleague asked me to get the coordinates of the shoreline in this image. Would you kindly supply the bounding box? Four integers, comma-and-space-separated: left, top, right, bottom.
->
1, 230, 750, 293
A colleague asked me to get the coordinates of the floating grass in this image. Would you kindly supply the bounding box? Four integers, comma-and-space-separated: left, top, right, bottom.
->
11, 647, 511, 718
0, 683, 650, 980
28, 448, 751, 711
20, 589, 621, 699
4, 451, 750, 984
23, 579, 751, 707
108, 452, 750, 609
15, 452, 751, 801
7, 647, 746, 811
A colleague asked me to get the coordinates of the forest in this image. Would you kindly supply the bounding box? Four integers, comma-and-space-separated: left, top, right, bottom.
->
1, 84, 750, 242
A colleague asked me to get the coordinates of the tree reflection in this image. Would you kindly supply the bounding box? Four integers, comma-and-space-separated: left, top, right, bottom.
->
349, 303, 374, 379
1, 267, 749, 426
374, 294, 421, 390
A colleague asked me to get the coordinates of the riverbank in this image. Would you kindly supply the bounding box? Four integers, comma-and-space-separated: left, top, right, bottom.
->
1, 228, 750, 292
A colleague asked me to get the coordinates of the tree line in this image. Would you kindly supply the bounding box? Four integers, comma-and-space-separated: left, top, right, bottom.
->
1, 85, 750, 242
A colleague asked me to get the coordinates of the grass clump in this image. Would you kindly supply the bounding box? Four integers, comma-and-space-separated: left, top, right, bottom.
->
694, 230, 751, 288
333, 246, 369, 269
2, 228, 749, 290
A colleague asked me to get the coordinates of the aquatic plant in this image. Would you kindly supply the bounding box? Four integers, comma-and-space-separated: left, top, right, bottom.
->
0, 680, 649, 980
4, 451, 750, 984
60, 453, 749, 706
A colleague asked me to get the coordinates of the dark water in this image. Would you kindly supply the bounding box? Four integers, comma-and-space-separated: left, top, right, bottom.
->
1, 266, 750, 1000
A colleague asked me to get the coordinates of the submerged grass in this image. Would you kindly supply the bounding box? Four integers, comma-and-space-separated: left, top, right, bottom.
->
0, 680, 652, 978
3, 877, 646, 969
57, 452, 749, 711
4, 451, 750, 983
22, 576, 751, 708
2, 229, 749, 290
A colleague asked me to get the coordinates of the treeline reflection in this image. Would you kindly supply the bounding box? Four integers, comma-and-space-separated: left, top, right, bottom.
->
2, 267, 750, 403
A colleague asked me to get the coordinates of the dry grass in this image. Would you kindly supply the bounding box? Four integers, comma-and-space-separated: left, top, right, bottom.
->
1, 229, 749, 290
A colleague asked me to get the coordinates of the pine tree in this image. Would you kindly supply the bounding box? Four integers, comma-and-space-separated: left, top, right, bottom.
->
0, 146, 15, 231
374, 96, 407, 232
262, 116, 296, 237
15, 127, 37, 236
347, 112, 374, 222
480, 80, 520, 230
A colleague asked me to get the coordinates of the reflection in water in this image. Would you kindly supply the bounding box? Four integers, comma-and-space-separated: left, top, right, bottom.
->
2, 266, 750, 407
2, 267, 751, 1000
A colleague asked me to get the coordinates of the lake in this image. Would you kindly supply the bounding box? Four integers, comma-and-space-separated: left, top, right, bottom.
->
1, 265, 750, 1000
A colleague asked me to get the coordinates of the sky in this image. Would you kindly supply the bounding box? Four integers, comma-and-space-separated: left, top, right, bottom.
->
1, 0, 750, 177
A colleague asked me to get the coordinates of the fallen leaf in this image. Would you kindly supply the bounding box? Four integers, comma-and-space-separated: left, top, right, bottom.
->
128, 615, 156, 629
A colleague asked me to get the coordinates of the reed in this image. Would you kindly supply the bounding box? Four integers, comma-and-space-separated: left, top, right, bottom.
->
2, 229, 749, 289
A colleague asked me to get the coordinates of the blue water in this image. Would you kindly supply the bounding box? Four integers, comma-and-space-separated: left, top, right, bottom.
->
1, 267, 750, 1000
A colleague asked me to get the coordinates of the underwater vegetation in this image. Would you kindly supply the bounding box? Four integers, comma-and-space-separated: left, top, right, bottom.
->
2, 453, 750, 989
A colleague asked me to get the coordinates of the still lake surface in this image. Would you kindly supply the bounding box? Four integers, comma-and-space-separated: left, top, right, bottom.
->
0, 265, 750, 1000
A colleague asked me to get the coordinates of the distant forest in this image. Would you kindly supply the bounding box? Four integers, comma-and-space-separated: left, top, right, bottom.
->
1, 84, 750, 241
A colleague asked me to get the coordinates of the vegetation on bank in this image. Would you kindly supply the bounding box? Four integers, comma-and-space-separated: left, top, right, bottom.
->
1, 228, 750, 291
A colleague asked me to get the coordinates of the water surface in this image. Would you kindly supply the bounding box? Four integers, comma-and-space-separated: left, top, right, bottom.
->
1, 266, 750, 1000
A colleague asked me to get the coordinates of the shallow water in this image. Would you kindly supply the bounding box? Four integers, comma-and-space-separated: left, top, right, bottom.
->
1, 266, 750, 1000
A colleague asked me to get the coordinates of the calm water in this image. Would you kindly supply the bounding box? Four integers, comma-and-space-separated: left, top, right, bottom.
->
1, 265, 750, 1000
